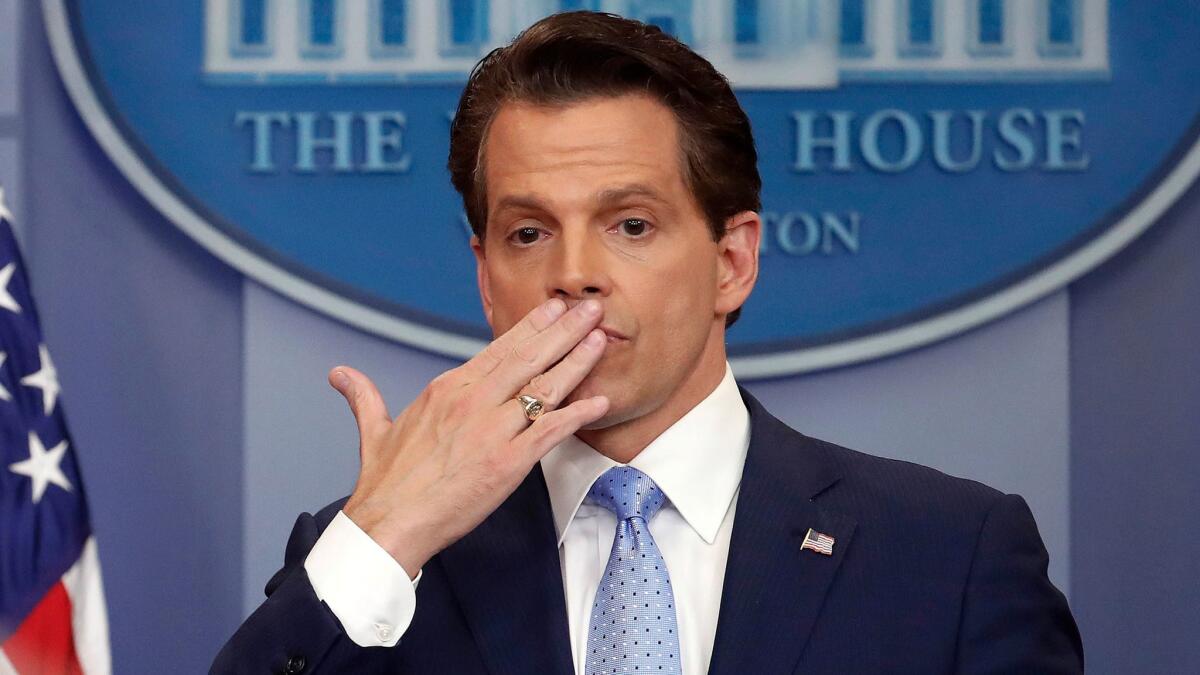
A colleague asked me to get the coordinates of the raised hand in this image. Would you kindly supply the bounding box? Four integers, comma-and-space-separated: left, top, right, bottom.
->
330, 298, 609, 576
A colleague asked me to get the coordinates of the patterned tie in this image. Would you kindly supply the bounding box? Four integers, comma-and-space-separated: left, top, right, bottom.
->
584, 466, 682, 675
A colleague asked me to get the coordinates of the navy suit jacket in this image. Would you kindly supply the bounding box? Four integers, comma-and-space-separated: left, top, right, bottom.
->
213, 390, 1083, 674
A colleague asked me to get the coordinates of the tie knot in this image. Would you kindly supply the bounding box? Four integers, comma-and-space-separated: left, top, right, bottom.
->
586, 466, 667, 522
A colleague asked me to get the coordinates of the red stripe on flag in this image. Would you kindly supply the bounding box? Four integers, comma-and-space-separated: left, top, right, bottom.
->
2, 581, 84, 675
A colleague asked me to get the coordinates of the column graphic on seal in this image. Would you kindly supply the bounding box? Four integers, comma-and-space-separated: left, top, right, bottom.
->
204, 1, 1107, 86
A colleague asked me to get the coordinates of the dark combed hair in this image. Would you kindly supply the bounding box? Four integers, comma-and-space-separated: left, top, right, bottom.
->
448, 11, 761, 326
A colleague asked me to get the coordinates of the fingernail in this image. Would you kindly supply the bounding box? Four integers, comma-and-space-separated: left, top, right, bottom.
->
545, 298, 566, 319
332, 369, 350, 389
585, 329, 605, 347
580, 299, 601, 317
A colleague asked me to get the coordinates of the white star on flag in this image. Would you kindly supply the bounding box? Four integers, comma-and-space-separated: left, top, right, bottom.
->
0, 262, 22, 314
0, 186, 12, 223
22, 343, 61, 415
8, 430, 73, 503
0, 351, 11, 401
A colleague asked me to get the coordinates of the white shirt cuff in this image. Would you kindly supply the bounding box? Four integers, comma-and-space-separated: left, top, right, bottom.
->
305, 511, 421, 647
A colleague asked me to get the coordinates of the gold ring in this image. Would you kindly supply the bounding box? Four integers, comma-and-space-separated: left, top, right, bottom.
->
516, 394, 545, 422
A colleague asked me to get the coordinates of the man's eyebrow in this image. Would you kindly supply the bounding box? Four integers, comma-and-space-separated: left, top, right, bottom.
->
595, 184, 669, 206
493, 194, 547, 214
493, 184, 669, 214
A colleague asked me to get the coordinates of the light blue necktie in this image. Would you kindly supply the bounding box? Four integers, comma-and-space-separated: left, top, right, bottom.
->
584, 466, 682, 675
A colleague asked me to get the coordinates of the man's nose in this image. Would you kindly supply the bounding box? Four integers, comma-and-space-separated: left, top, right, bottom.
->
550, 229, 612, 304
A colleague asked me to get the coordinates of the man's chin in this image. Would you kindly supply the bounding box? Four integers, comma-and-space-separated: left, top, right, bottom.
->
563, 379, 629, 430
572, 391, 647, 433
578, 418, 613, 432
562, 362, 643, 429
562, 367, 608, 404
576, 408, 634, 433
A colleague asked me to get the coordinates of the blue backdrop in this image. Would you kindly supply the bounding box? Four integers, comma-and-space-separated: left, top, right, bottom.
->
3, 1, 1198, 672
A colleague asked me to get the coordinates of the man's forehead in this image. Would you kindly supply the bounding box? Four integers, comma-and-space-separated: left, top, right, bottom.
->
492, 182, 673, 214
484, 94, 679, 162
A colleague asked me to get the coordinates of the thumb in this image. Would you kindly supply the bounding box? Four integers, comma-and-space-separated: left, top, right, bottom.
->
329, 366, 391, 448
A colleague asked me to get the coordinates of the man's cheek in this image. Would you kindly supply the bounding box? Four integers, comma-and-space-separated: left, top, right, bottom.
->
490, 292, 537, 335
490, 307, 524, 338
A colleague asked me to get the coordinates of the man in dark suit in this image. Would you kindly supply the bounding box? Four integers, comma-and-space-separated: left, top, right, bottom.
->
213, 11, 1082, 674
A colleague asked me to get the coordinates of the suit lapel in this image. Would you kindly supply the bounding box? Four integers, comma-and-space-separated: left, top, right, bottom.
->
707, 391, 857, 675
438, 464, 575, 675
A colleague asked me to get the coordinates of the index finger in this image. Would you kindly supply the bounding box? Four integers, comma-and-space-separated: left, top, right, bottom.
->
459, 298, 568, 378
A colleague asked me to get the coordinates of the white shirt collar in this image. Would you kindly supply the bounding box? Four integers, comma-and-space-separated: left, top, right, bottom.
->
540, 363, 750, 546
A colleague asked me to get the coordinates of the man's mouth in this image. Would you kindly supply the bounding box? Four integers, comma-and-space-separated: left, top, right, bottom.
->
599, 326, 629, 343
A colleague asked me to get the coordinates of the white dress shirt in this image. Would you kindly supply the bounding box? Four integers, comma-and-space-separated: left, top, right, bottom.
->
306, 364, 750, 675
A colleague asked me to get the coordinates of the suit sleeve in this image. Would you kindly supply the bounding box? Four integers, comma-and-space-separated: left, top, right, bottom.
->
954, 493, 1084, 674
210, 503, 367, 674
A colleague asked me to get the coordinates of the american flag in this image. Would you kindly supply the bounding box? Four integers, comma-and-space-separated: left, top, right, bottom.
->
0, 188, 111, 674
801, 528, 836, 556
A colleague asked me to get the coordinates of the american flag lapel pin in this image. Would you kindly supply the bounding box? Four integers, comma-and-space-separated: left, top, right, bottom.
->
801, 528, 835, 556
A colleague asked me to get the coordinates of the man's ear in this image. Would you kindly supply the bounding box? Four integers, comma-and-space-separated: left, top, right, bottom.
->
715, 211, 761, 319
471, 235, 495, 329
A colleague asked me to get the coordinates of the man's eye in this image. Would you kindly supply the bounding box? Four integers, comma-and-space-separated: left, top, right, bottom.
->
510, 227, 543, 245
618, 218, 652, 238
